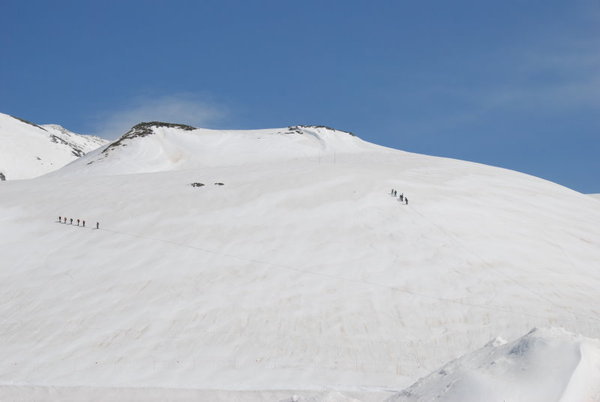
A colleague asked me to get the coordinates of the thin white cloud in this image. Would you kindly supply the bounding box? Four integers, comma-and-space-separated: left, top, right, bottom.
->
483, 40, 600, 111
93, 94, 227, 139
483, 76, 600, 112
397, 38, 600, 138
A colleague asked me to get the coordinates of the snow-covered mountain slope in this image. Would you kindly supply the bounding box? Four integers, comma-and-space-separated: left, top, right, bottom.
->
52, 122, 377, 177
0, 113, 107, 180
590, 194, 600, 201
388, 327, 600, 402
1, 122, 600, 400
42, 123, 106, 154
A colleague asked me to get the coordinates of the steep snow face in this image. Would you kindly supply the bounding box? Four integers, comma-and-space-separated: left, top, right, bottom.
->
388, 327, 600, 402
52, 122, 383, 177
1, 123, 600, 399
42, 124, 106, 155
0, 113, 108, 180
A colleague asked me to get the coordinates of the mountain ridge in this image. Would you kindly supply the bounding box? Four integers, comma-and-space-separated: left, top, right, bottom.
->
0, 113, 108, 180
54, 123, 380, 177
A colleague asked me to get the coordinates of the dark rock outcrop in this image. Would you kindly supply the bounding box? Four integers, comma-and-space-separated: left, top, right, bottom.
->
103, 122, 197, 155
10, 115, 47, 131
287, 125, 356, 136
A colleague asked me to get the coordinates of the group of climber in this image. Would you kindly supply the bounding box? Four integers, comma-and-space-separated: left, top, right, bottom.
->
390, 189, 408, 205
58, 216, 99, 229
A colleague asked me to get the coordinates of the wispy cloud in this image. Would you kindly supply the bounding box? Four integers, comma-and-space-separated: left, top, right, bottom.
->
481, 41, 600, 111
93, 94, 227, 139
395, 37, 600, 139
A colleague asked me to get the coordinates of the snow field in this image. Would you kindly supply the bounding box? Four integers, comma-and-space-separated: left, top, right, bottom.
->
1, 124, 599, 400
388, 328, 600, 402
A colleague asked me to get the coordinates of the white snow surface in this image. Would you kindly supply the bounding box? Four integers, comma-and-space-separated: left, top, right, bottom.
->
0, 113, 107, 180
42, 123, 106, 152
388, 327, 600, 402
1, 123, 600, 400
52, 123, 375, 177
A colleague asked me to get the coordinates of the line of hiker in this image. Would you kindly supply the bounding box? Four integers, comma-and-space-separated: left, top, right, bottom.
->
58, 216, 99, 229
390, 189, 408, 205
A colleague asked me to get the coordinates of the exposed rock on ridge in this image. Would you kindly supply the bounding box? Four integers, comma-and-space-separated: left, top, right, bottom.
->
102, 121, 197, 155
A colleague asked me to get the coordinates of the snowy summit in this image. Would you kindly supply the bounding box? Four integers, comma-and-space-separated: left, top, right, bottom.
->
53, 122, 368, 176
0, 112, 107, 180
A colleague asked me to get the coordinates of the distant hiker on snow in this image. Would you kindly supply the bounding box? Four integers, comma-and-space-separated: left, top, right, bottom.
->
405, 197, 408, 205
58, 217, 90, 227
96, 222, 99, 229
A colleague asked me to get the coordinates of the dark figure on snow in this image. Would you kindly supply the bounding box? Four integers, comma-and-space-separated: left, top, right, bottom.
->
405, 197, 408, 205
58, 216, 61, 222
400, 194, 404, 202
63, 217, 67, 223
77, 219, 80, 226
82, 220, 85, 227
70, 218, 73, 224
96, 222, 99, 229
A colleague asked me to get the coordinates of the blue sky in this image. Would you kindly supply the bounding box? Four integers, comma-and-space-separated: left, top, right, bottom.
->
1, 1, 598, 192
